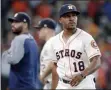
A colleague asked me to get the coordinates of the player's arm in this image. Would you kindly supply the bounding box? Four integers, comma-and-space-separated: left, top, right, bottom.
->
40, 61, 54, 84
40, 61, 59, 89
39, 38, 57, 84
81, 55, 101, 77
2, 37, 24, 64
70, 36, 101, 86
81, 38, 101, 77
70, 55, 101, 86
51, 62, 58, 89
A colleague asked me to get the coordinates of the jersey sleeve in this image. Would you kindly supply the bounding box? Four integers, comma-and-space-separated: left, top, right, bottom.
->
40, 38, 57, 62
2, 36, 25, 64
84, 35, 101, 60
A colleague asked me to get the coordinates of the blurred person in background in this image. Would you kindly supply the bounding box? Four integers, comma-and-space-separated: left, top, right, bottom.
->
2, 12, 41, 90
34, 18, 57, 89
96, 36, 111, 89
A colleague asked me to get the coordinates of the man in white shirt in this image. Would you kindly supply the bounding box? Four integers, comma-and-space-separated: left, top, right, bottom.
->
34, 18, 57, 89
41, 4, 101, 89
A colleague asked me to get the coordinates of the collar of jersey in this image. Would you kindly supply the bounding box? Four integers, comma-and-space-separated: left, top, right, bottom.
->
59, 28, 82, 46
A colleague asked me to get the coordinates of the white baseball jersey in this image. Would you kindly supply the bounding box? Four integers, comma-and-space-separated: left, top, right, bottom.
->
45, 28, 101, 89
40, 41, 52, 82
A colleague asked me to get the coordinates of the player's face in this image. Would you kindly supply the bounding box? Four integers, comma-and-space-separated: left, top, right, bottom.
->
11, 21, 23, 35
38, 28, 47, 40
59, 12, 78, 30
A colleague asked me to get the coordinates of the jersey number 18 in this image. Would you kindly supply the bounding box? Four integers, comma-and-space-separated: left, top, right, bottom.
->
73, 61, 85, 72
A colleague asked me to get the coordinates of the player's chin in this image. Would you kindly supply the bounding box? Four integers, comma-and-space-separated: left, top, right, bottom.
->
68, 26, 76, 30
69, 24, 76, 28
12, 30, 17, 33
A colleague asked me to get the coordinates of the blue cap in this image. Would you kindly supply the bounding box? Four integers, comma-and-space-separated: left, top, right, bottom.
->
59, 4, 80, 17
34, 18, 56, 30
8, 12, 31, 26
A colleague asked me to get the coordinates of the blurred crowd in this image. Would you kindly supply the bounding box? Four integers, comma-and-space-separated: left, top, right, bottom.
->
1, 0, 111, 90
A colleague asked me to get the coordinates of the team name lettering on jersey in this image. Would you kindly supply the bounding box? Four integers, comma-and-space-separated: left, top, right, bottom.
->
56, 49, 82, 60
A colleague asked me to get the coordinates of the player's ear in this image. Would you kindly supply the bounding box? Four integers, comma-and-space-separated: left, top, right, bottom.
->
23, 23, 28, 29
59, 18, 62, 24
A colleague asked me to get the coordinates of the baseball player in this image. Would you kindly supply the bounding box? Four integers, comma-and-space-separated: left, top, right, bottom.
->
2, 12, 41, 90
34, 18, 57, 89
43, 4, 101, 89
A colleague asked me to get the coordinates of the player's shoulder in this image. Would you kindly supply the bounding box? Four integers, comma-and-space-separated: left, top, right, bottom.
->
42, 40, 50, 49
46, 32, 61, 43
78, 28, 93, 38
14, 33, 33, 43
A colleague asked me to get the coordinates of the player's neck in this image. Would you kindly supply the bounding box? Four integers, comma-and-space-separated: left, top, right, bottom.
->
21, 28, 29, 34
63, 28, 77, 37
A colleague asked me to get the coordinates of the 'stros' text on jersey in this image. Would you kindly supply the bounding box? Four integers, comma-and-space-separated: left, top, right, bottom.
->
56, 49, 85, 72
